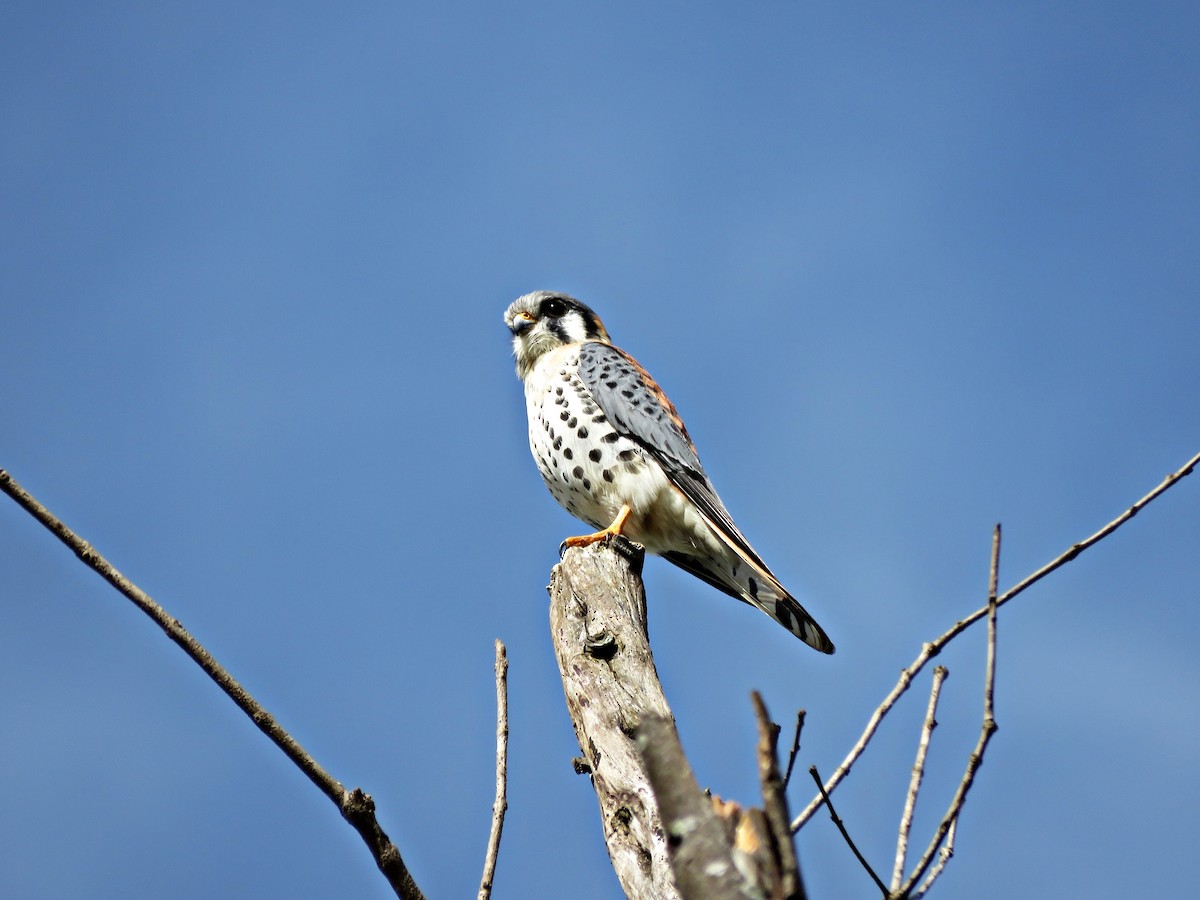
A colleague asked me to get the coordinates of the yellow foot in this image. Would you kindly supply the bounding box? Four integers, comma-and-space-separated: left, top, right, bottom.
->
560, 505, 633, 551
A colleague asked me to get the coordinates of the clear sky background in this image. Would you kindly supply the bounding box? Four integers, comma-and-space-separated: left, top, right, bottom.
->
2, 4, 1198, 899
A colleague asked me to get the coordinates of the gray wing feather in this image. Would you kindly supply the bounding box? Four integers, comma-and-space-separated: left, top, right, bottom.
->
577, 343, 701, 474
580, 343, 835, 654
578, 342, 768, 569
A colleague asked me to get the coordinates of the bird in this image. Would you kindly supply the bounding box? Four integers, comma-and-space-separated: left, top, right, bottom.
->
504, 290, 834, 653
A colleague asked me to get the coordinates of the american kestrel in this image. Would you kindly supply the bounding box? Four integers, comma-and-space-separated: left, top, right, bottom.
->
504, 290, 834, 653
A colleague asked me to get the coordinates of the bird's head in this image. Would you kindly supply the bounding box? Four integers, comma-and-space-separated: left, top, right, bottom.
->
504, 291, 611, 380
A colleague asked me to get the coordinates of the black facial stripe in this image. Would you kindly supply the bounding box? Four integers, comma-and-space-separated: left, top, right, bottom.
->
546, 317, 570, 343
578, 308, 606, 340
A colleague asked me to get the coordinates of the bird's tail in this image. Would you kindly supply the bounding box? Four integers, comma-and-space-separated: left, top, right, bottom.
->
662, 548, 835, 654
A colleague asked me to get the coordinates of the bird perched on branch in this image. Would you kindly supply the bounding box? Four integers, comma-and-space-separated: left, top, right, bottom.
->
504, 290, 834, 653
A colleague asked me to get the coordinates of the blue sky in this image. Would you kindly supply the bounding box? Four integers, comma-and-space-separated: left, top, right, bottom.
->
2, 4, 1198, 898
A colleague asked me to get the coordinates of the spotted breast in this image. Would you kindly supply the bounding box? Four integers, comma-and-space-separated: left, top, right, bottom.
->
523, 344, 670, 539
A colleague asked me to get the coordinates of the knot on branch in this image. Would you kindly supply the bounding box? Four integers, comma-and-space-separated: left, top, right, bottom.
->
342, 787, 376, 819
584, 627, 618, 659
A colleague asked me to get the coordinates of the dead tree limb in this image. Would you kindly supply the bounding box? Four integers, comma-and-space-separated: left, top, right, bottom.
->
549, 539, 680, 900
550, 539, 807, 900
637, 715, 747, 900
0, 468, 426, 900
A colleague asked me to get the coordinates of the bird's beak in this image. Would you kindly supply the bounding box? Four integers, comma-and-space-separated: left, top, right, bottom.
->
508, 313, 536, 336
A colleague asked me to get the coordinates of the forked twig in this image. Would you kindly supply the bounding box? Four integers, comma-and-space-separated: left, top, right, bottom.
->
0, 469, 426, 900
809, 766, 888, 897
477, 640, 510, 900
891, 665, 949, 890
901, 525, 1002, 896
793, 452, 1200, 832
918, 818, 957, 896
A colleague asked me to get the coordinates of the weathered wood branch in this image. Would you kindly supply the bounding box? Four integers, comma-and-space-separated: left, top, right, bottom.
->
549, 539, 679, 900
638, 715, 745, 900
550, 538, 804, 900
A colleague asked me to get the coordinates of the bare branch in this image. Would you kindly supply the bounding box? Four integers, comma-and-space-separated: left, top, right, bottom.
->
0, 468, 425, 900
902, 525, 1002, 897
891, 665, 949, 891
989, 523, 1002, 605
809, 765, 888, 897
478, 639, 510, 900
793, 451, 1200, 832
781, 709, 807, 794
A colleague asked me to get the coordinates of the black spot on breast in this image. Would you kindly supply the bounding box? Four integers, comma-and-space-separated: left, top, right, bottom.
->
555, 386, 564, 396
621, 389, 635, 399
567, 416, 577, 428
606, 380, 618, 389
572, 466, 584, 479
618, 449, 637, 462
554, 396, 566, 406
577, 426, 589, 439
560, 411, 570, 421
602, 469, 614, 482
589, 449, 602, 462
602, 432, 619, 443
553, 437, 562, 450
563, 448, 573, 460
581, 477, 591, 490
593, 414, 607, 424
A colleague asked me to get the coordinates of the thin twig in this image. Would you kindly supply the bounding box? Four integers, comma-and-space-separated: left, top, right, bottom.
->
781, 709, 807, 793
0, 468, 425, 900
793, 451, 1200, 832
903, 525, 1002, 897
891, 665, 949, 890
917, 818, 957, 896
478, 640, 510, 900
809, 766, 888, 897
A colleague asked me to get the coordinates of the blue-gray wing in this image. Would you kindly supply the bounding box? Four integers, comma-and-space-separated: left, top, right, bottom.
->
579, 342, 835, 653
577, 342, 768, 569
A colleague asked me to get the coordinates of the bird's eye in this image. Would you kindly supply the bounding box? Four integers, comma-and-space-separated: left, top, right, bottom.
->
541, 297, 567, 318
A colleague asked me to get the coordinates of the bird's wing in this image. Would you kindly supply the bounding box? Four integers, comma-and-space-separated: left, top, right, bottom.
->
577, 341, 766, 569
579, 342, 834, 654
